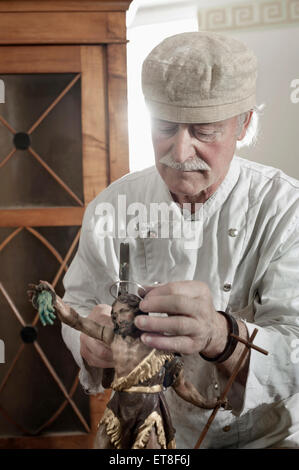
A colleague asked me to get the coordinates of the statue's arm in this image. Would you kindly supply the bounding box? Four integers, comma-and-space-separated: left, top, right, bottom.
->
28, 280, 114, 346
171, 369, 219, 409
55, 295, 114, 346
165, 356, 225, 410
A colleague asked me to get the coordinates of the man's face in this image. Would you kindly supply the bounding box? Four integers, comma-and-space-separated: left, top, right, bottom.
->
151, 116, 240, 202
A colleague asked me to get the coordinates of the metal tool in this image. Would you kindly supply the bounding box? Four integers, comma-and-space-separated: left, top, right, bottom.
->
118, 242, 130, 295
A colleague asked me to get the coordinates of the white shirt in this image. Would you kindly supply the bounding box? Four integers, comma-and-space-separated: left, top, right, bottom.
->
62, 156, 299, 449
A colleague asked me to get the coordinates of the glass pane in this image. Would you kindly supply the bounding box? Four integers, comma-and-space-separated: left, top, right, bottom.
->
0, 227, 14, 245
46, 385, 90, 435
0, 121, 12, 160
0, 226, 89, 437
0, 74, 83, 207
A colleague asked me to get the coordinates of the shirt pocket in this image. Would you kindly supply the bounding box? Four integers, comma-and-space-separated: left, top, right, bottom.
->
142, 219, 204, 284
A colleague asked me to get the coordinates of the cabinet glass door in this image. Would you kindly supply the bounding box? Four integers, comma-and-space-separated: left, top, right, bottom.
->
0, 46, 109, 447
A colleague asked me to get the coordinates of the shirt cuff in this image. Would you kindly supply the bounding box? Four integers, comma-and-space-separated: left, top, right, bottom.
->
214, 320, 272, 416
225, 321, 272, 416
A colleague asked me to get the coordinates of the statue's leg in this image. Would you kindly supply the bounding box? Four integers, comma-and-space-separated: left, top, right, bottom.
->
94, 423, 115, 449
144, 426, 162, 449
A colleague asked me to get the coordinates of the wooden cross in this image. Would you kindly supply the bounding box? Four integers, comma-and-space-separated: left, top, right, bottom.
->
194, 328, 268, 449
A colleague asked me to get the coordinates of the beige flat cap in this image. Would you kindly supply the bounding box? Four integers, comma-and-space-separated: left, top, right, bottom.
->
142, 31, 257, 123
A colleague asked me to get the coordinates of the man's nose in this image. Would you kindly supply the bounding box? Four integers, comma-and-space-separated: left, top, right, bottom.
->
171, 126, 196, 163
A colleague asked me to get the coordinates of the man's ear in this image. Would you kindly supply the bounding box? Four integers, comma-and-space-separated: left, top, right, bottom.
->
237, 111, 253, 141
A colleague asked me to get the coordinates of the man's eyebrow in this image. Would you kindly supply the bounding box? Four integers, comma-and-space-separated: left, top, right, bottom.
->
152, 119, 225, 130
193, 123, 224, 129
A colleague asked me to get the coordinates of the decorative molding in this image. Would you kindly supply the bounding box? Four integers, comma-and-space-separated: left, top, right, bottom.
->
0, 1, 134, 12
129, 0, 196, 27
198, 0, 299, 32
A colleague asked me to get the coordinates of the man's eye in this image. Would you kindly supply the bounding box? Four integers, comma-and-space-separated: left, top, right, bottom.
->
193, 130, 219, 142
157, 125, 178, 135
197, 132, 215, 139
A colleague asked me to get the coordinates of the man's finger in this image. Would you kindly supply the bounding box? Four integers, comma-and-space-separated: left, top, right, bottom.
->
139, 282, 166, 297
139, 294, 198, 318
90, 305, 113, 328
84, 350, 115, 369
82, 340, 115, 368
87, 346, 113, 364
92, 304, 112, 315
140, 333, 195, 355
144, 280, 208, 300
84, 335, 113, 359
135, 314, 198, 336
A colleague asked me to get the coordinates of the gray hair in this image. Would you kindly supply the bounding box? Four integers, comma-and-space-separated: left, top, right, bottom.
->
236, 104, 265, 148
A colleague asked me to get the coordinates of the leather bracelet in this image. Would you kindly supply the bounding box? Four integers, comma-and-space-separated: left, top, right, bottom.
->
200, 311, 239, 363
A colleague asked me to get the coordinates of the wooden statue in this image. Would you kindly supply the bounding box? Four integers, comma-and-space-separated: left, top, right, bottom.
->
28, 280, 226, 449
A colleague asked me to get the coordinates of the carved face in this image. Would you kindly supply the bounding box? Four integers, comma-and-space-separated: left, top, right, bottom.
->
112, 300, 134, 323
111, 294, 144, 338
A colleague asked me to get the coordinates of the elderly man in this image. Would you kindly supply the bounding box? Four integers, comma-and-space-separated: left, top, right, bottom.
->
61, 32, 299, 448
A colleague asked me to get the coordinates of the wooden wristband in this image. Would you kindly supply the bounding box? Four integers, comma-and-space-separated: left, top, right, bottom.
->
200, 311, 239, 363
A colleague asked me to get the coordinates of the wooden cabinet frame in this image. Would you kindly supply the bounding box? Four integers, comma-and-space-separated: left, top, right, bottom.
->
0, 41, 129, 228
0, 0, 132, 448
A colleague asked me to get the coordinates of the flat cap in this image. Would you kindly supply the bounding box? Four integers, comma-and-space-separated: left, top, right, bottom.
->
142, 31, 257, 123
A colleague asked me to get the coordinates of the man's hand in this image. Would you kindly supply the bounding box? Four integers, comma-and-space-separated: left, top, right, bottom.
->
80, 304, 115, 369
134, 281, 228, 356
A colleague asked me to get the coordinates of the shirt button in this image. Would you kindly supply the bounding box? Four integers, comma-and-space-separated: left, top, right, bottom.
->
214, 383, 219, 390
223, 283, 232, 292
223, 425, 231, 432
228, 228, 239, 237
148, 230, 157, 238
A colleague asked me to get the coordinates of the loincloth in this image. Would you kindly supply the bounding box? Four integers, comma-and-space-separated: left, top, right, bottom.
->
99, 349, 176, 449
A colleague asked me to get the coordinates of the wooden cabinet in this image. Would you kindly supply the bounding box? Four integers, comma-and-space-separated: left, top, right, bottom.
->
0, 0, 133, 448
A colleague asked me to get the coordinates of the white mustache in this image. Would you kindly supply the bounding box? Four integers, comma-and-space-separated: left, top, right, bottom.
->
159, 153, 211, 172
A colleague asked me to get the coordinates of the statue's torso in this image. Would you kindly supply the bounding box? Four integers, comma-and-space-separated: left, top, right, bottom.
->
111, 334, 152, 378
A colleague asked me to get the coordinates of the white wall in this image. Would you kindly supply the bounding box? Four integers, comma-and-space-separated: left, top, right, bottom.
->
228, 26, 299, 180
127, 0, 299, 178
